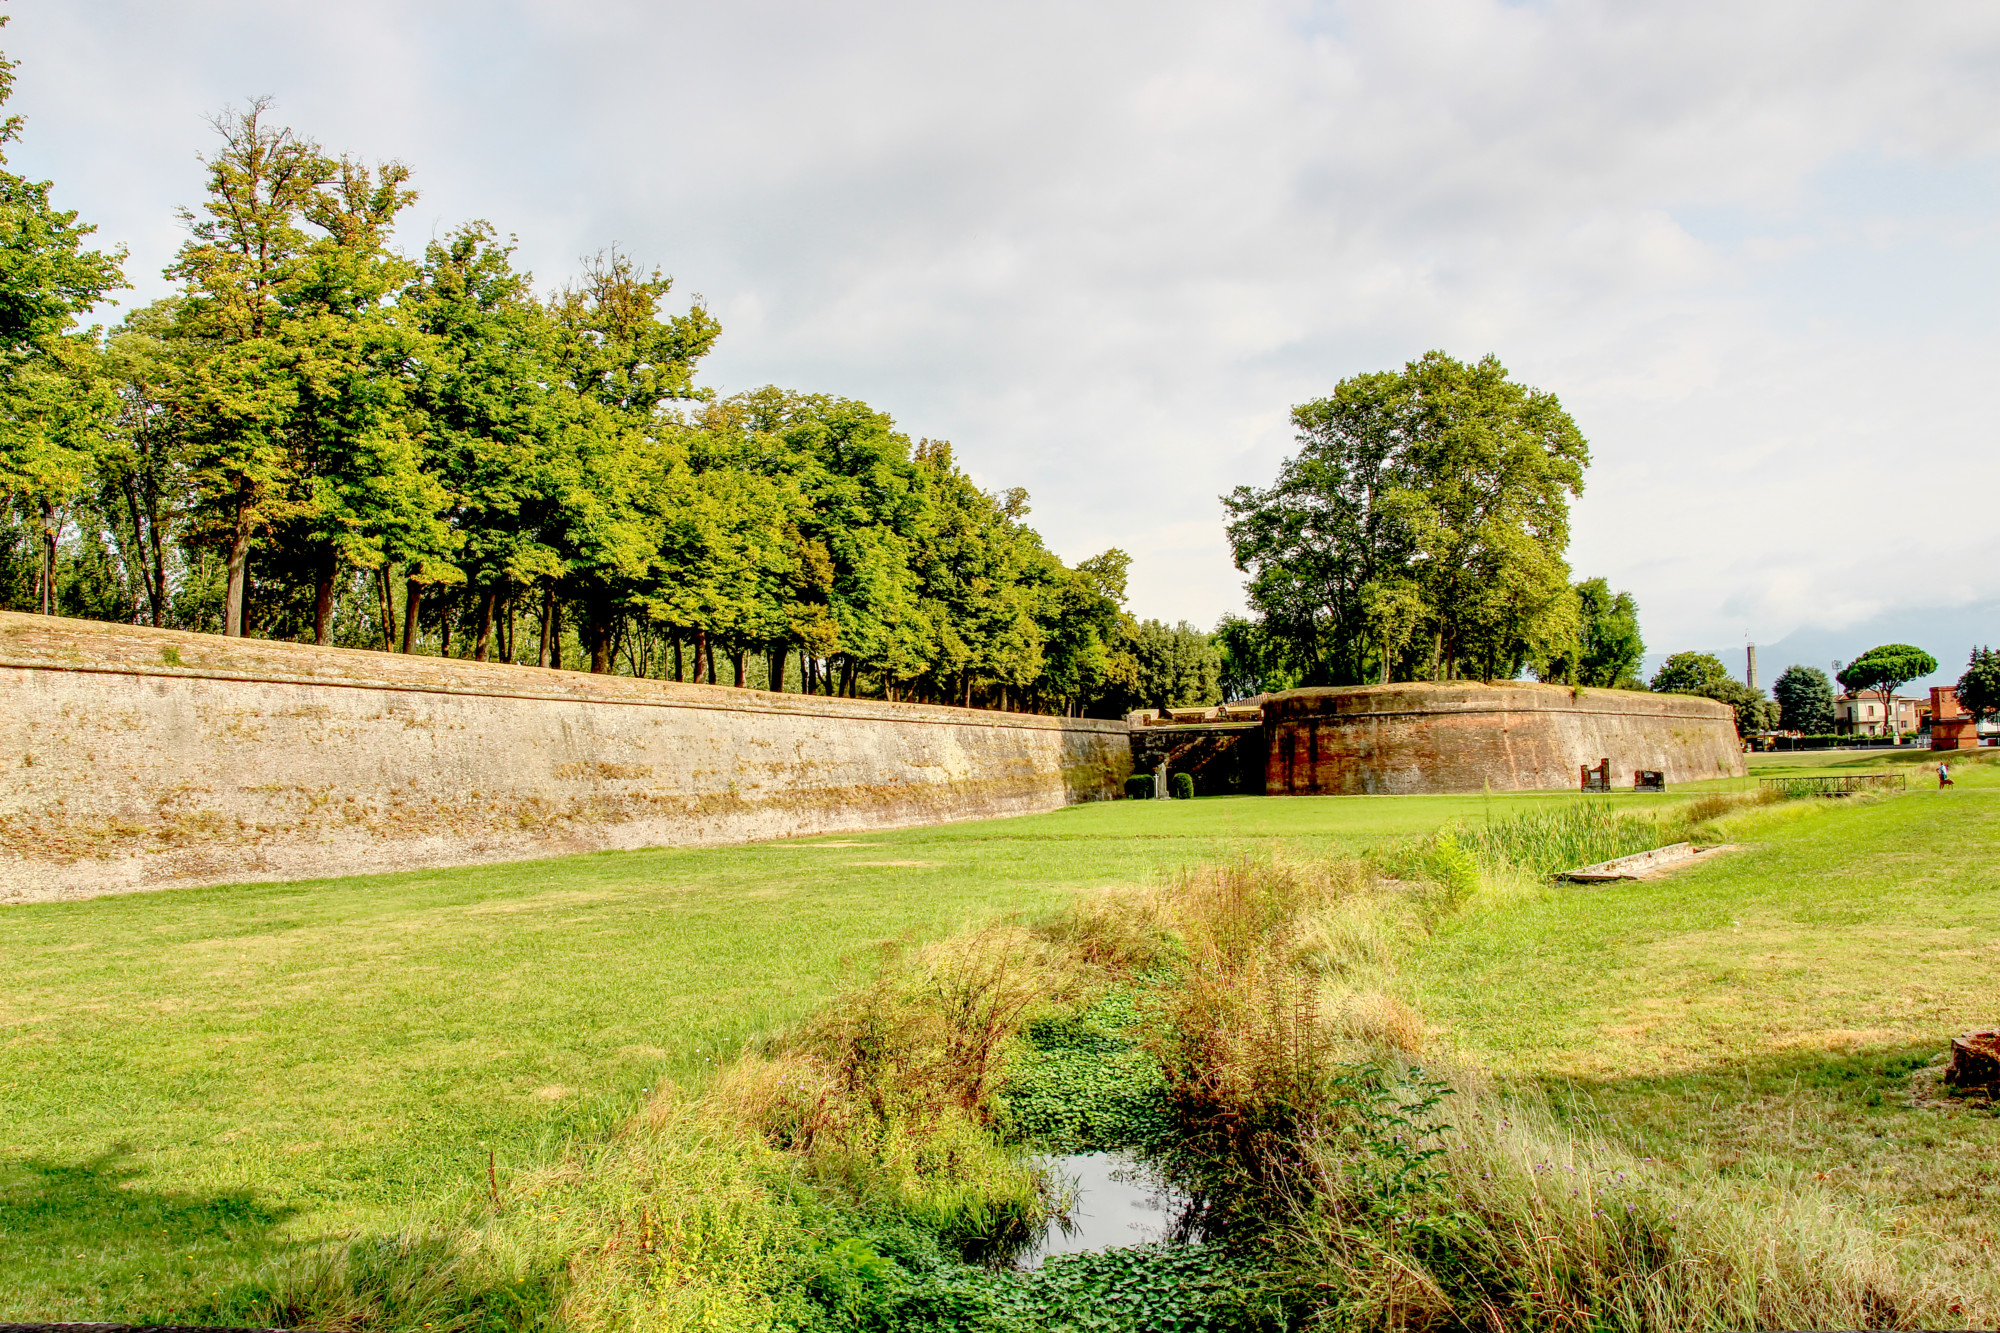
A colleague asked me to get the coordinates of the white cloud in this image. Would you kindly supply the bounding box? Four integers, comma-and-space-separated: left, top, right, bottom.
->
9, 0, 2000, 652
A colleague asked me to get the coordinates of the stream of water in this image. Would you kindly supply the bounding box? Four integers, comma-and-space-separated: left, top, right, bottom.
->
1019, 1151, 1185, 1269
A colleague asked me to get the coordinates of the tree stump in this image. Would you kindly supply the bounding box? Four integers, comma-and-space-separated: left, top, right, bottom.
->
1943, 1030, 2000, 1090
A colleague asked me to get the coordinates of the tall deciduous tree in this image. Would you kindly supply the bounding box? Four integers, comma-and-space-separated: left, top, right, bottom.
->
165, 101, 332, 636
0, 24, 127, 614
1224, 352, 1587, 686
1538, 577, 1643, 687
405, 223, 564, 659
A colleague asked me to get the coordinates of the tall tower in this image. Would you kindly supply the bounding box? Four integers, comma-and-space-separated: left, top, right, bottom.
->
1746, 644, 1758, 692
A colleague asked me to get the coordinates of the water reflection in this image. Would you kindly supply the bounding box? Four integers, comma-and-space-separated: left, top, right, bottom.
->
1022, 1151, 1185, 1269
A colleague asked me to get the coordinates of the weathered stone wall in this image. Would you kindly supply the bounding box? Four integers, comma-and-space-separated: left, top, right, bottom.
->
0, 613, 1132, 902
1265, 681, 1743, 795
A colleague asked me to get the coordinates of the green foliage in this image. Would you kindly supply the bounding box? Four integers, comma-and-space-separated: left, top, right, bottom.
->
1837, 643, 1938, 706
0, 63, 1141, 713
999, 990, 1170, 1154
1123, 774, 1153, 800
1650, 651, 1772, 734
1421, 832, 1482, 909
1097, 618, 1221, 716
1958, 646, 2000, 719
1170, 772, 1195, 801
1772, 663, 1837, 733
1212, 613, 1296, 701
0, 21, 127, 617
1223, 351, 1589, 685
1702, 677, 1779, 737
889, 1243, 1279, 1333
1650, 650, 1729, 694
1538, 576, 1643, 687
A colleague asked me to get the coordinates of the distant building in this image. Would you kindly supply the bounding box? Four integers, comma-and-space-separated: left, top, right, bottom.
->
1834, 692, 1922, 736
1929, 686, 1981, 750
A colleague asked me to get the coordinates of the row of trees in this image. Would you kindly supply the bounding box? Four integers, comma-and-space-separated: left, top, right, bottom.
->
0, 71, 1212, 716
1658, 643, 1969, 739
1220, 353, 1644, 693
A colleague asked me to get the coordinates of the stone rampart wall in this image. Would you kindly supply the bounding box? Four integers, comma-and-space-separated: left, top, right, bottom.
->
0, 613, 1131, 902
1265, 682, 1743, 795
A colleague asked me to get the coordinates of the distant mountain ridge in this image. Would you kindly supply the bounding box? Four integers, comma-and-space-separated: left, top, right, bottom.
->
1641, 598, 2000, 695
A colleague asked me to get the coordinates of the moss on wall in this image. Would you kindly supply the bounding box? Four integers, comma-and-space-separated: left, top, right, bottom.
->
0, 613, 1132, 901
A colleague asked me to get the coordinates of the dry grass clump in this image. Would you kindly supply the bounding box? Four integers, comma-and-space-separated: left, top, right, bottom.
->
703, 924, 1071, 1256
1288, 1072, 1995, 1332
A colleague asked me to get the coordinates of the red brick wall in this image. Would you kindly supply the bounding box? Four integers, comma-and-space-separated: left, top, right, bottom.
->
1264, 682, 1742, 794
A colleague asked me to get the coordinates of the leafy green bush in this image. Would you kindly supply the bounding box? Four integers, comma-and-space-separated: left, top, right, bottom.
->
1124, 774, 1154, 800
1170, 772, 1195, 800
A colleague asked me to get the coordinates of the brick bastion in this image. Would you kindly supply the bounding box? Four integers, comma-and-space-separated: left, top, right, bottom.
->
1264, 681, 1743, 795
0, 612, 1133, 902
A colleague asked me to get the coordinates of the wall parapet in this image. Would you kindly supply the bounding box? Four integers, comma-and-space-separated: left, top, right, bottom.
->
0, 613, 1130, 902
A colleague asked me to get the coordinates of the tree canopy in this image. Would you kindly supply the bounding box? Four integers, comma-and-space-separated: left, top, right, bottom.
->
1771, 664, 1836, 734
1837, 644, 1938, 723
0, 84, 1153, 717
1649, 651, 1729, 695
1954, 647, 2000, 719
1222, 352, 1593, 686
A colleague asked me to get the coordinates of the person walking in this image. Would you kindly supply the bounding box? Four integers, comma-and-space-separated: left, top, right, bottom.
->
1938, 760, 1955, 788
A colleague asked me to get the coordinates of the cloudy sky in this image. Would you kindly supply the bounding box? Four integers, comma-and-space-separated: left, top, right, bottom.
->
13, 1, 2000, 677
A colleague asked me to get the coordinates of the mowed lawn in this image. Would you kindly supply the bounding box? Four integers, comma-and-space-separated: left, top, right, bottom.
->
8, 753, 1997, 1318
2, 787, 1576, 1317
1412, 751, 2000, 1258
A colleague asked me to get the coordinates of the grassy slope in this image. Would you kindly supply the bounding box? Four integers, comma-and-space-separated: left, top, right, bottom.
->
2, 787, 1571, 1317
1411, 750, 2000, 1265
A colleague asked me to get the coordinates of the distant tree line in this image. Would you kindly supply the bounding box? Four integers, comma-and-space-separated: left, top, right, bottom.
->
0, 71, 1213, 717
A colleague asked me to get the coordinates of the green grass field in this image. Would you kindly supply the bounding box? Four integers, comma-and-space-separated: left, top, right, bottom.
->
5, 747, 1996, 1318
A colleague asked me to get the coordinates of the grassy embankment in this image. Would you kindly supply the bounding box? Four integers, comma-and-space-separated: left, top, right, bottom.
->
6, 746, 1996, 1324
2, 787, 1579, 1316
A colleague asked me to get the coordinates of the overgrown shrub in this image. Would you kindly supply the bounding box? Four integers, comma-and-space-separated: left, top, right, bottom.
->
1171, 772, 1195, 800
1124, 774, 1154, 800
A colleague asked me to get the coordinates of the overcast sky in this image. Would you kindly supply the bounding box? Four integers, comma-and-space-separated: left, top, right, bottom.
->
13, 1, 2000, 669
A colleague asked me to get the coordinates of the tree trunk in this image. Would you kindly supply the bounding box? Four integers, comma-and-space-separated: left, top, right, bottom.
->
706, 635, 717, 687
474, 590, 495, 661
551, 601, 563, 669
732, 647, 745, 688
690, 628, 706, 684
768, 643, 786, 693
673, 635, 684, 682
37, 500, 56, 616
962, 674, 972, 708
590, 611, 611, 674
122, 478, 167, 627
314, 552, 337, 646
401, 578, 424, 654
222, 510, 254, 637
538, 585, 555, 667
800, 648, 812, 695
